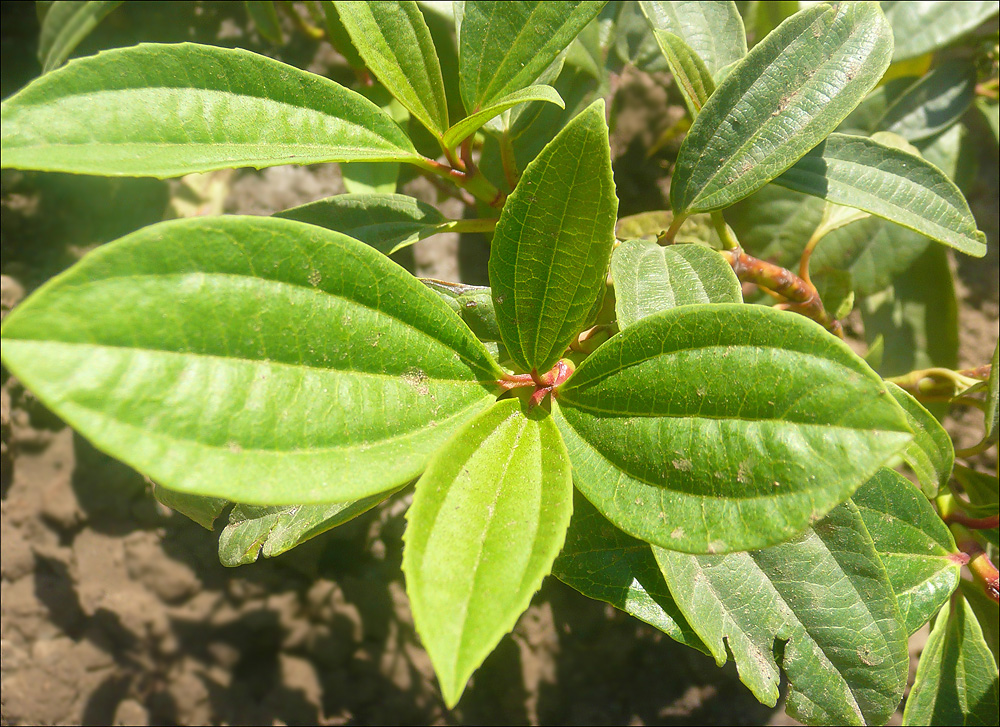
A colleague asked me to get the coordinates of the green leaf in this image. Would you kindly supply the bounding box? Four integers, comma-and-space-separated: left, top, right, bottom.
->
0, 43, 419, 177
885, 383, 954, 498
219, 491, 395, 566
334, 1, 449, 137
647, 29, 715, 116
152, 484, 228, 531
875, 61, 977, 142
883, 1, 1000, 62
37, 0, 122, 73
615, 210, 722, 247
902, 595, 1000, 726
775, 132, 987, 257
403, 399, 573, 707
812, 268, 855, 320
640, 1, 747, 75
655, 498, 908, 725
489, 100, 617, 374
961, 579, 1000, 668
458, 1, 605, 113
670, 2, 893, 214
979, 98, 1000, 146
320, 1, 365, 69
341, 161, 400, 196
611, 240, 741, 329
245, 0, 283, 45
951, 466, 999, 551
552, 490, 708, 654
442, 85, 564, 149
276, 193, 446, 255
0, 216, 503, 505
555, 303, 912, 554
984, 341, 999, 447
861, 245, 959, 377
422, 280, 502, 343
852, 468, 961, 636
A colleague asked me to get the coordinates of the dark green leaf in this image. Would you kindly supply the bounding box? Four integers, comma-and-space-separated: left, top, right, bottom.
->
979, 98, 1000, 146
38, 0, 122, 73
0, 43, 419, 177
422, 280, 502, 343
812, 268, 855, 320
245, 1, 283, 45
276, 193, 446, 255
885, 383, 954, 498
985, 341, 999, 447
883, 1, 1000, 62
459, 1, 605, 113
875, 61, 977, 142
489, 100, 617, 373
852, 468, 961, 635
670, 2, 893, 213
219, 491, 395, 566
152, 484, 228, 531
656, 498, 908, 725
320, 1, 365, 69
902, 595, 999, 725
552, 490, 708, 653
334, 1, 449, 137
611, 240, 741, 328
0, 216, 502, 505
775, 132, 987, 257
960, 579, 1000, 668
639, 1, 747, 75
403, 399, 573, 707
555, 303, 912, 554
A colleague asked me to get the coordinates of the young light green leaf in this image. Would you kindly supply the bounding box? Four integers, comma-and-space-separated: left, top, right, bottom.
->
655, 498, 908, 726
0, 43, 419, 177
852, 468, 961, 635
611, 240, 741, 328
422, 280, 502, 343
0, 216, 503, 505
219, 491, 395, 566
341, 162, 400, 196
775, 132, 987, 257
458, 1, 605, 113
489, 100, 617, 374
647, 29, 715, 116
555, 303, 912, 554
875, 61, 977, 142
639, 1, 747, 76
552, 491, 708, 654
276, 193, 446, 255
883, 1, 999, 62
403, 399, 573, 708
38, 0, 122, 73
885, 383, 954, 498
862, 245, 959, 378
334, 1, 449, 137
902, 595, 1000, 726
670, 2, 893, 214
442, 85, 564, 149
152, 484, 228, 531
246, 0, 284, 45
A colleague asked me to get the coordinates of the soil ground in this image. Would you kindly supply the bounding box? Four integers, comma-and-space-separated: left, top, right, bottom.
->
2, 3, 997, 725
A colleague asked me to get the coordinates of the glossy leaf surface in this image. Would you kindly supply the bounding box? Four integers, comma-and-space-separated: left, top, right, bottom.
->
0, 43, 419, 177
875, 61, 977, 142
38, 0, 121, 73
552, 491, 707, 653
335, 1, 449, 137
458, 1, 604, 113
883, 1, 999, 62
886, 383, 954, 498
555, 304, 912, 554
276, 193, 446, 255
775, 132, 987, 257
902, 595, 999, 725
853, 468, 960, 635
442, 85, 564, 148
0, 216, 502, 504
219, 492, 395, 566
670, 2, 892, 214
403, 399, 573, 707
656, 499, 908, 725
639, 1, 746, 75
490, 100, 617, 373
611, 240, 741, 329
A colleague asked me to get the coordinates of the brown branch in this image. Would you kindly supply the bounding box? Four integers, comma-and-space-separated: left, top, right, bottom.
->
721, 249, 843, 338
